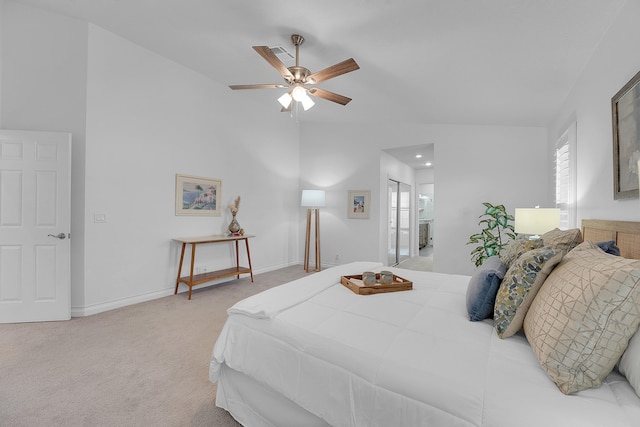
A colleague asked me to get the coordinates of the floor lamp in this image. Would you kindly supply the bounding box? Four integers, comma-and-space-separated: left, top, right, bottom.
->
301, 189, 325, 272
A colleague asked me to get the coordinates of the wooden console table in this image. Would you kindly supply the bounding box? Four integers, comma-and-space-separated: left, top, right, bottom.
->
173, 234, 254, 299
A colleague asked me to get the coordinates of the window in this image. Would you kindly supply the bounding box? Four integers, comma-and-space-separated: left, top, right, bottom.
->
555, 123, 577, 229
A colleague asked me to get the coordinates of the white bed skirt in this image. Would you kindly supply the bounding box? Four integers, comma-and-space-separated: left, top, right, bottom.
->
217, 364, 330, 427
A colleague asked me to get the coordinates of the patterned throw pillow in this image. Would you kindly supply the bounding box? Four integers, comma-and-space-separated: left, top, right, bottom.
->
499, 237, 543, 269
494, 246, 563, 338
541, 228, 582, 253
524, 241, 640, 394
466, 256, 507, 321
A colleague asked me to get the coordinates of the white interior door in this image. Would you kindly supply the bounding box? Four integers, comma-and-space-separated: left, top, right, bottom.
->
0, 130, 71, 323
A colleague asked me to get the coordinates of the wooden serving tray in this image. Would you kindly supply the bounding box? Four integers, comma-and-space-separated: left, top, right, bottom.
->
340, 273, 413, 295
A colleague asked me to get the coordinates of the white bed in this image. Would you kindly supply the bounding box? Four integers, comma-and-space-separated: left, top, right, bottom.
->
209, 222, 640, 427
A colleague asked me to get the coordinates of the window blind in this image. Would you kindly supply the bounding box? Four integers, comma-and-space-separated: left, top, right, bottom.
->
554, 123, 576, 229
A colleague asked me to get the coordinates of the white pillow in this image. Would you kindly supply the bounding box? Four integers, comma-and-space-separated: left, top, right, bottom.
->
619, 331, 640, 398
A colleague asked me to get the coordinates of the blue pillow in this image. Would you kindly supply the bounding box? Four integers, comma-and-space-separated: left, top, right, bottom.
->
596, 240, 620, 256
466, 256, 507, 321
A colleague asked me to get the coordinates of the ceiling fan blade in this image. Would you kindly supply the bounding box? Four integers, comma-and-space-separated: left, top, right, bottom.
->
306, 58, 359, 84
229, 84, 287, 90
252, 46, 293, 80
308, 88, 352, 105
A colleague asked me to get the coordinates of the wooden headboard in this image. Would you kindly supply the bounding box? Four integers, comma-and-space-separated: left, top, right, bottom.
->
582, 219, 640, 259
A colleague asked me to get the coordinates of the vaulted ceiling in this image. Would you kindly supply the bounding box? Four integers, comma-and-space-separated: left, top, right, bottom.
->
14, 0, 626, 128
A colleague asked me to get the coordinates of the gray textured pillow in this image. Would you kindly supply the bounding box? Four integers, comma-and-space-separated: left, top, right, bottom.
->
541, 228, 582, 253
524, 241, 640, 394
499, 237, 543, 268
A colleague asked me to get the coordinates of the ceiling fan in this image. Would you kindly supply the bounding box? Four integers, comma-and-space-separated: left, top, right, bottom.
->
229, 34, 360, 111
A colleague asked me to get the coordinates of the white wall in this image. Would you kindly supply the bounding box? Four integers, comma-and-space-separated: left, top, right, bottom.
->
300, 122, 549, 275
1, 2, 301, 315
80, 26, 300, 312
415, 168, 434, 186
435, 125, 548, 274
549, 0, 640, 223
298, 122, 383, 266
0, 1, 89, 307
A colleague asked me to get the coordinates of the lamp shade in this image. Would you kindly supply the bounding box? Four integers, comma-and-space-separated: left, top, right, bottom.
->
514, 208, 560, 235
301, 190, 326, 207
278, 92, 293, 109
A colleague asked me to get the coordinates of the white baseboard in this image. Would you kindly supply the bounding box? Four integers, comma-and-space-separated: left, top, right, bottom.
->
71, 288, 175, 317
71, 261, 299, 317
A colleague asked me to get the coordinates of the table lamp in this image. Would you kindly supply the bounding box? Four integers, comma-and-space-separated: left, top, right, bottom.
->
514, 207, 561, 239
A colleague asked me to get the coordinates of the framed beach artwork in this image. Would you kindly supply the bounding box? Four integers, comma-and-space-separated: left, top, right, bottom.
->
612, 69, 640, 200
348, 190, 370, 219
175, 174, 222, 216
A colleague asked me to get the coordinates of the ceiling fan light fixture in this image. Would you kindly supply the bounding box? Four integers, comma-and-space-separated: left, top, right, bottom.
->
300, 94, 315, 111
278, 92, 293, 109
231, 34, 359, 112
291, 85, 307, 102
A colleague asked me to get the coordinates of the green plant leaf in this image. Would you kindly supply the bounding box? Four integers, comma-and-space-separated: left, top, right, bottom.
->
470, 246, 484, 255
485, 206, 497, 215
468, 202, 515, 266
482, 229, 497, 239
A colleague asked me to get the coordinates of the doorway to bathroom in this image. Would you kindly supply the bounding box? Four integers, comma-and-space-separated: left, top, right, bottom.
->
418, 184, 434, 260
387, 179, 411, 266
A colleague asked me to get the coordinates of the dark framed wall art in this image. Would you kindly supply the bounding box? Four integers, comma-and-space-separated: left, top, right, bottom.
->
612, 69, 640, 200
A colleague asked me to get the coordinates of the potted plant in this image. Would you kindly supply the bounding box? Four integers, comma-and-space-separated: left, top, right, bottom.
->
467, 202, 516, 266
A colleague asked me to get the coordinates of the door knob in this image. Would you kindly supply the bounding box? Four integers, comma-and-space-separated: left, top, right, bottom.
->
48, 233, 67, 240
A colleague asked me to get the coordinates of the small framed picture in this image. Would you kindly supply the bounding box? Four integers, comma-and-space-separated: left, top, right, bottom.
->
348, 190, 370, 219
175, 174, 222, 216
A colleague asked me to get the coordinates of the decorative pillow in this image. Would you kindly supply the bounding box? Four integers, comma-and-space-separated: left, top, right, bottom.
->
524, 241, 640, 394
596, 240, 621, 256
494, 246, 563, 338
618, 330, 640, 398
541, 228, 582, 253
499, 237, 543, 269
466, 256, 507, 321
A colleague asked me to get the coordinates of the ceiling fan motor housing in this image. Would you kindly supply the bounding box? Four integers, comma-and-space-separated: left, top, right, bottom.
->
287, 65, 312, 84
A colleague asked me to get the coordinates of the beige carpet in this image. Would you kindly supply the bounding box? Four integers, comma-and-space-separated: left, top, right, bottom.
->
396, 255, 433, 272
0, 266, 311, 427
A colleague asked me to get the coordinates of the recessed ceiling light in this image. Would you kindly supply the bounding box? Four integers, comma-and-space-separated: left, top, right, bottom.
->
425, 162, 432, 166
415, 154, 422, 158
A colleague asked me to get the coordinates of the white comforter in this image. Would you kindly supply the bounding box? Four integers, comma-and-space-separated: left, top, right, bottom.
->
210, 262, 640, 427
